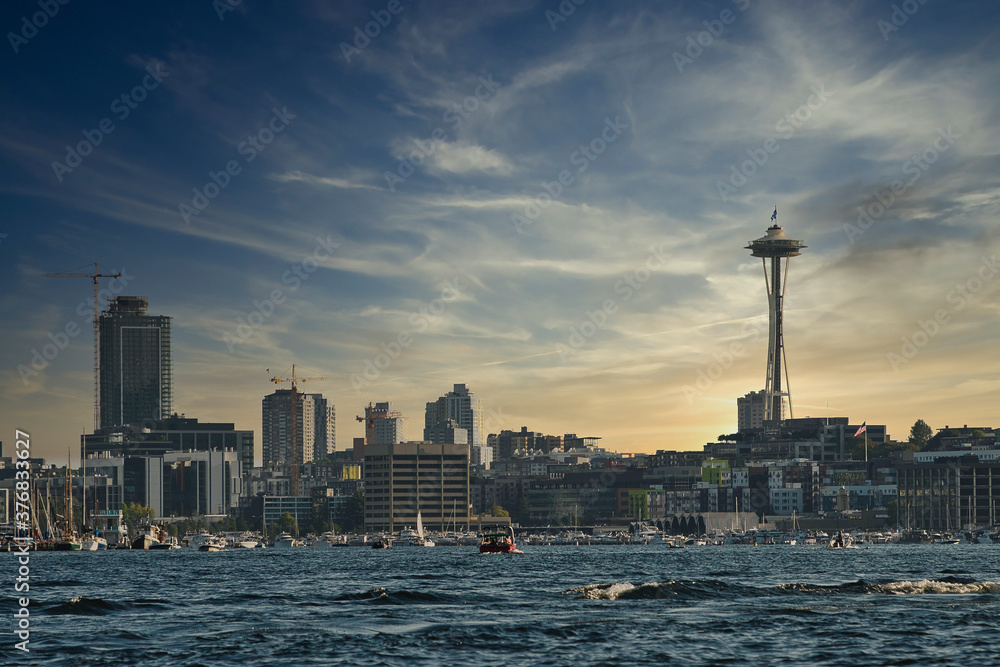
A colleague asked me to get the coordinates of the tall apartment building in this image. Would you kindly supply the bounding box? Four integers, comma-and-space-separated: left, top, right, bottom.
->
98, 296, 172, 429
262, 390, 335, 465
364, 442, 471, 533
424, 383, 484, 445
369, 401, 405, 445
737, 390, 768, 432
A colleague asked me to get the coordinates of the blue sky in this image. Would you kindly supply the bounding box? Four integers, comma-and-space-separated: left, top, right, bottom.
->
2, 0, 998, 463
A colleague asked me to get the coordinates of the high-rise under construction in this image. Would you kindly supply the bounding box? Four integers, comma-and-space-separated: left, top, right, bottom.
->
98, 296, 172, 429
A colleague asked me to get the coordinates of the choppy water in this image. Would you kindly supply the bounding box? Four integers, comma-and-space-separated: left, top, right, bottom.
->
3, 544, 1000, 665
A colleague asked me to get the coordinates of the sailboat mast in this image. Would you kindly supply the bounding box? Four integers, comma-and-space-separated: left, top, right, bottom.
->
65, 448, 74, 536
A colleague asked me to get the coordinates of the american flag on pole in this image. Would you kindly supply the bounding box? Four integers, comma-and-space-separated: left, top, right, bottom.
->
854, 422, 867, 437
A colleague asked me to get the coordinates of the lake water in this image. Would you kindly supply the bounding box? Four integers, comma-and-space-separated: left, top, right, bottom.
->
3, 544, 999, 665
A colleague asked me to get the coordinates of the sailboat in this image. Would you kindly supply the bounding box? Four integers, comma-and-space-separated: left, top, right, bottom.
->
54, 449, 81, 551
414, 511, 435, 547
80, 456, 107, 551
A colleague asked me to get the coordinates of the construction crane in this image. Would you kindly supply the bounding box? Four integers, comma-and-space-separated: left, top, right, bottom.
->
43, 263, 122, 430
268, 364, 336, 497
356, 402, 404, 449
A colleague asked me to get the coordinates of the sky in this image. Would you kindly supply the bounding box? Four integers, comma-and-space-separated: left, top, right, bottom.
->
2, 0, 998, 465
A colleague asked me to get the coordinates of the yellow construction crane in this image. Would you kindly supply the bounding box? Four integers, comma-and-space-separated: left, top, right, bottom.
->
43, 263, 122, 430
268, 364, 343, 496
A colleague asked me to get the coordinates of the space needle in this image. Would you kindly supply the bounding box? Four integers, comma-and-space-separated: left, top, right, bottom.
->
745, 210, 806, 425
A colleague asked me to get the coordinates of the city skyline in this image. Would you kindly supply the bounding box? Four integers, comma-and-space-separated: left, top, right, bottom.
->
2, 2, 998, 463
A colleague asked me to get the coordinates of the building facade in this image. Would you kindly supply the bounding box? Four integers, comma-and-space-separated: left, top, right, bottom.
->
424, 383, 484, 445
897, 453, 1000, 531
98, 296, 172, 429
737, 390, 767, 432
262, 390, 335, 465
364, 442, 470, 533
82, 414, 254, 474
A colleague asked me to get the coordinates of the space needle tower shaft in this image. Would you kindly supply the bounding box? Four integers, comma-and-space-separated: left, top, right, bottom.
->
745, 212, 806, 425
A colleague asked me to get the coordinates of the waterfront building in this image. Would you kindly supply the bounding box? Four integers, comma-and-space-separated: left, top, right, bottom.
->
424, 383, 484, 445
98, 296, 172, 429
262, 389, 335, 465
897, 451, 1000, 530
363, 441, 470, 533
82, 414, 254, 473
85, 449, 242, 517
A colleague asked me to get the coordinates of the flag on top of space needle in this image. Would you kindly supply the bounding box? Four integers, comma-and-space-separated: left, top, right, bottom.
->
771, 207, 777, 222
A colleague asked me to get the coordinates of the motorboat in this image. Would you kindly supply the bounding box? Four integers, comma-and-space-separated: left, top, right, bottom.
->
273, 532, 304, 548
198, 536, 226, 552
80, 533, 108, 551
480, 526, 517, 553
149, 536, 182, 550
131, 526, 164, 550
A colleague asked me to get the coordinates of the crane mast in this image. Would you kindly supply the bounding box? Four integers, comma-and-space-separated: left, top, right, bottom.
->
43, 263, 122, 430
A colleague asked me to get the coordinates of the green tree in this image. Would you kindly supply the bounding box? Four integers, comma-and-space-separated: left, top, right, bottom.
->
909, 419, 933, 450
481, 502, 509, 517
123, 502, 154, 526
276, 512, 297, 534
511, 496, 531, 525
335, 490, 365, 533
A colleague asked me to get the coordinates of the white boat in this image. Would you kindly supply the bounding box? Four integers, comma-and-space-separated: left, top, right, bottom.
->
198, 536, 226, 552
80, 534, 108, 551
183, 531, 214, 549
273, 532, 304, 548
415, 511, 435, 547
827, 531, 858, 549
149, 536, 182, 550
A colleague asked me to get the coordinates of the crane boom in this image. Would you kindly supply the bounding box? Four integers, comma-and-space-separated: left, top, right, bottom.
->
43, 263, 122, 430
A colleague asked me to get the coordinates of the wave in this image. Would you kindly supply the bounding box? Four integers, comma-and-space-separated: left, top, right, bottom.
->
567, 578, 1000, 600
331, 587, 452, 605
566, 580, 739, 600
44, 597, 172, 615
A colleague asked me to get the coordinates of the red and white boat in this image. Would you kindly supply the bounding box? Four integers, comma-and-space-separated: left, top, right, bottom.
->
479, 526, 516, 553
